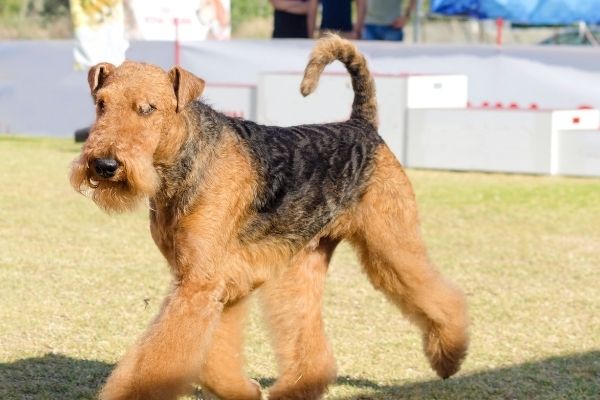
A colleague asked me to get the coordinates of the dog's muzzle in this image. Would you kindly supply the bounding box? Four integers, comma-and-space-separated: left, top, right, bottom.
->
92, 158, 119, 179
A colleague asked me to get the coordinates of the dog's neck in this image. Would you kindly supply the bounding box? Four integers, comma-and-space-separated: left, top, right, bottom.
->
153, 101, 226, 216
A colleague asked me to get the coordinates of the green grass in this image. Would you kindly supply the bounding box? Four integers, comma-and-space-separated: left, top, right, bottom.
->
1, 135, 599, 399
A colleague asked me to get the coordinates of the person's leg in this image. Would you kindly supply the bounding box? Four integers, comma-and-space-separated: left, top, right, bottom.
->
338, 30, 356, 39
382, 25, 404, 41
320, 29, 356, 39
362, 24, 379, 40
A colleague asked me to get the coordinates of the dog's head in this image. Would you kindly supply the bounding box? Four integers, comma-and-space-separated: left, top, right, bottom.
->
69, 61, 205, 212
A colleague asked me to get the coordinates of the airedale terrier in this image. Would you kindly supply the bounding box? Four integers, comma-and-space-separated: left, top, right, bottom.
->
70, 35, 469, 400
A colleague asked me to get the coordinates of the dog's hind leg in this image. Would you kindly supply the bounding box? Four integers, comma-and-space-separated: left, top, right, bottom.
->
350, 146, 469, 379
260, 238, 339, 400
199, 298, 262, 400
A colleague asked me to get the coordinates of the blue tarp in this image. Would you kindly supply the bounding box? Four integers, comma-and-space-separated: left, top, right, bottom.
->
431, 0, 600, 25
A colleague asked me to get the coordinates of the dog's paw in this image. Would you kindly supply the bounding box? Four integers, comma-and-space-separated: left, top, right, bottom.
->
423, 325, 469, 379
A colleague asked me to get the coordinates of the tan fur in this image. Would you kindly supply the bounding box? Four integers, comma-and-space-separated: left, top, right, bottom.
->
350, 146, 470, 378
260, 239, 339, 400
200, 299, 261, 400
70, 35, 468, 400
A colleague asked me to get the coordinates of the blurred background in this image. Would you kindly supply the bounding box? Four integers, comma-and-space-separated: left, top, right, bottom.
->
1, 0, 598, 43
1, 2, 599, 400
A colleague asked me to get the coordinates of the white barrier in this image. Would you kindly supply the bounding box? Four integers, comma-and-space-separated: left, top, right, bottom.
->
257, 72, 467, 162
204, 84, 256, 120
3, 39, 599, 177
406, 108, 600, 175
258, 73, 355, 125
3, 40, 600, 137
406, 75, 468, 109
407, 109, 553, 174
557, 129, 600, 177
550, 110, 600, 174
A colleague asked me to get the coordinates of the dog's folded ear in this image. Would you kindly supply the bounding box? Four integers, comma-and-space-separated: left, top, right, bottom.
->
88, 63, 115, 94
168, 66, 205, 113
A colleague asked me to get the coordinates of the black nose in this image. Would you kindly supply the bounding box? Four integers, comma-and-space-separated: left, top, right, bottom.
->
93, 158, 119, 178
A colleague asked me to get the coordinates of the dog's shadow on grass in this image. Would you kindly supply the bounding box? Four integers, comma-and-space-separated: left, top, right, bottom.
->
331, 350, 600, 399
1, 351, 598, 399
0, 353, 111, 399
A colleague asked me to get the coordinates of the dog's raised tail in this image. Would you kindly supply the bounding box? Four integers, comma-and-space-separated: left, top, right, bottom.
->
300, 34, 377, 128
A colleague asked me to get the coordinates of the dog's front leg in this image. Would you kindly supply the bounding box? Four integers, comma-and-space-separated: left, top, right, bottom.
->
99, 280, 225, 400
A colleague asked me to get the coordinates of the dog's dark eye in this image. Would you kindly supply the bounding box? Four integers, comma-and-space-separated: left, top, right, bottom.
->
138, 104, 156, 116
96, 99, 105, 112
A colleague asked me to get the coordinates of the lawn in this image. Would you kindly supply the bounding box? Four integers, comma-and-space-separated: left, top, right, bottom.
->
0, 136, 599, 399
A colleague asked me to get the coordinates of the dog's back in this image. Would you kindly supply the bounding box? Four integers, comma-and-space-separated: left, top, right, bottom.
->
228, 117, 382, 245
223, 35, 383, 245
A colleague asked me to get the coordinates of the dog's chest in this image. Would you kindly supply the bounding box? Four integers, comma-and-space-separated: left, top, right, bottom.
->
149, 205, 178, 267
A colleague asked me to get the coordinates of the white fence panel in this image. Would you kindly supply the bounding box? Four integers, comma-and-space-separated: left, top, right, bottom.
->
204, 84, 256, 120
258, 72, 467, 162
557, 129, 600, 178
406, 108, 600, 176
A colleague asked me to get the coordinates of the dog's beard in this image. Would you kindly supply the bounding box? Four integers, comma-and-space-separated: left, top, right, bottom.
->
69, 155, 160, 213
